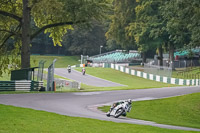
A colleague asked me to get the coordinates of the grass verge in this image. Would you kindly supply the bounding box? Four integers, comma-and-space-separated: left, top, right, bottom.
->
0, 104, 196, 133
31, 55, 80, 68
75, 67, 177, 90
99, 93, 200, 129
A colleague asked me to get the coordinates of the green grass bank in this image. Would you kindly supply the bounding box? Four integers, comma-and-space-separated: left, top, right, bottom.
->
0, 104, 197, 133
99, 93, 200, 129
31, 55, 80, 68
75, 67, 176, 90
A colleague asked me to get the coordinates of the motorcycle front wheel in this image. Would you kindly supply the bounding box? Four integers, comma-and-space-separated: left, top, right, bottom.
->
114, 108, 124, 118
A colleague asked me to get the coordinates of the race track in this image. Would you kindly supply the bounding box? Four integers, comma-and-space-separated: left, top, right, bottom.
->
0, 86, 200, 131
54, 68, 125, 87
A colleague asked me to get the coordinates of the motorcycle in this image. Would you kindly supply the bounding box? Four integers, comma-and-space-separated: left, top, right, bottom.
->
106, 101, 132, 118
68, 69, 71, 73
82, 69, 85, 75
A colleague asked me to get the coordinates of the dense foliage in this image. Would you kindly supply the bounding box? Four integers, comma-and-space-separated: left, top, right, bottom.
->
0, 0, 111, 75
106, 0, 200, 64
106, 0, 137, 50
31, 22, 107, 56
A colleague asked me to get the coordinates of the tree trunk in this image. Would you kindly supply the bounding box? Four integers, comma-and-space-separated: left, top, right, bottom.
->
169, 43, 174, 69
158, 46, 163, 66
21, 0, 31, 69
142, 52, 146, 66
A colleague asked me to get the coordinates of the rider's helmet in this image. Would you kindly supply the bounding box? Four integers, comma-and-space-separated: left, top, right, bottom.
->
127, 99, 132, 104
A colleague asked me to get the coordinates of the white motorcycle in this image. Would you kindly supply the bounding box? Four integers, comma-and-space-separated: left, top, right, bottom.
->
106, 101, 132, 118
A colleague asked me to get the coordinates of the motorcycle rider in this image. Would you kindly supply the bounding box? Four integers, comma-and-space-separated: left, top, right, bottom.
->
82, 67, 86, 75
106, 99, 132, 116
67, 65, 71, 73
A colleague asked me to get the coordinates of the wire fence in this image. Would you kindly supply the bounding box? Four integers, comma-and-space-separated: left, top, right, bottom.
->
175, 67, 200, 79
144, 63, 172, 77
54, 79, 80, 91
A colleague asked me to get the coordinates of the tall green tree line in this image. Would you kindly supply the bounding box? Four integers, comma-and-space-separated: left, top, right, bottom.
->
106, 0, 200, 66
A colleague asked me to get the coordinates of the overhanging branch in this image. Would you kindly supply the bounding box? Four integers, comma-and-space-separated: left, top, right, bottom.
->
0, 10, 22, 22
0, 24, 21, 49
0, 29, 18, 35
30, 22, 74, 40
0, 33, 14, 49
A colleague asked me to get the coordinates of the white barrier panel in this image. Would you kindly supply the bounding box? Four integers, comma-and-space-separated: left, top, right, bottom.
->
111, 64, 114, 69
125, 68, 129, 74
91, 63, 103, 67
115, 65, 118, 70
156, 75, 160, 82
143, 73, 147, 79
196, 79, 199, 86
120, 66, 124, 72
192, 79, 195, 85
131, 70, 135, 75
163, 77, 168, 83
149, 74, 153, 80
137, 71, 141, 77
71, 65, 76, 68
171, 78, 176, 84
179, 79, 184, 85
186, 80, 190, 85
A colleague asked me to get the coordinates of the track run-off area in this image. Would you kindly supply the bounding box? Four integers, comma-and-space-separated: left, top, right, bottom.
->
0, 68, 200, 131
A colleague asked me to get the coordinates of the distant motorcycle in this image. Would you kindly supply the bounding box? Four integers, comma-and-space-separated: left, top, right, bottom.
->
67, 65, 71, 73
106, 100, 132, 118
68, 69, 71, 73
82, 68, 86, 75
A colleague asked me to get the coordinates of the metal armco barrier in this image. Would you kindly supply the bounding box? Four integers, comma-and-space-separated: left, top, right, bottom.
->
0, 80, 44, 91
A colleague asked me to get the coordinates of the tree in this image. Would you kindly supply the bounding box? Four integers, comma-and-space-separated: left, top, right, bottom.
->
105, 39, 122, 51
0, 0, 111, 75
106, 0, 137, 50
126, 0, 167, 65
127, 20, 157, 64
160, 0, 200, 68
162, 0, 200, 49
62, 21, 107, 56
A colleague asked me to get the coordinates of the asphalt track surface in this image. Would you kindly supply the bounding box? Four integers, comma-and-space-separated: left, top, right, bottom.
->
0, 86, 200, 131
54, 68, 125, 87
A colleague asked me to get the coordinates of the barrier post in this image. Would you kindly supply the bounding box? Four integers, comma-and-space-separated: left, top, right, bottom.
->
53, 81, 56, 92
